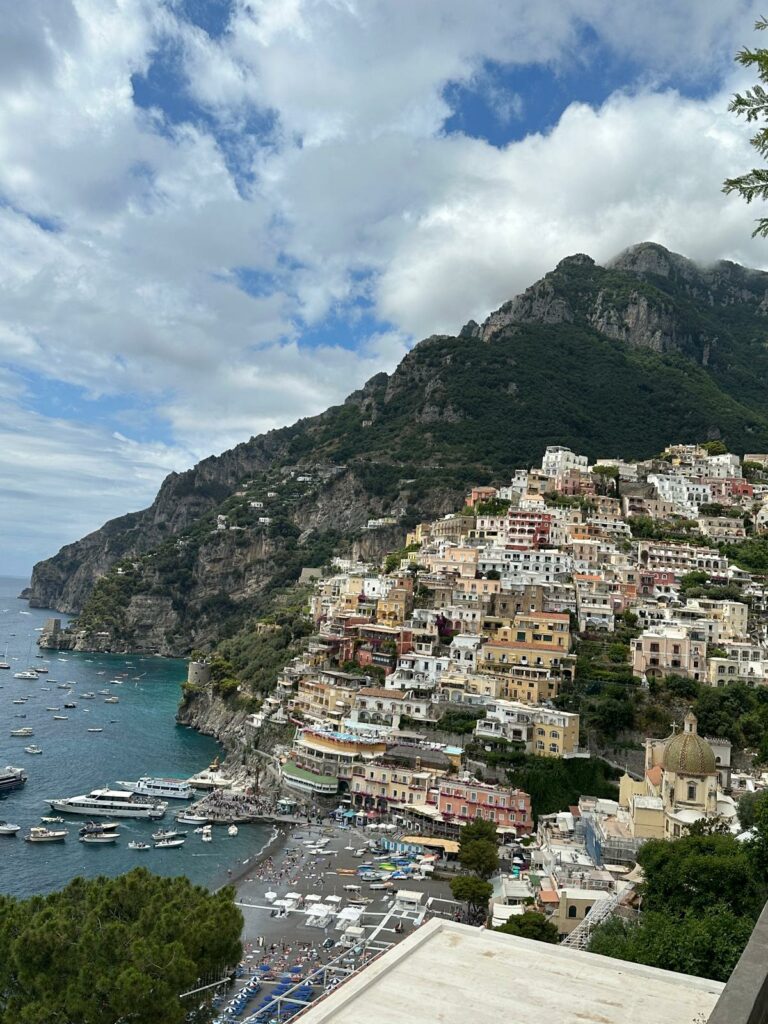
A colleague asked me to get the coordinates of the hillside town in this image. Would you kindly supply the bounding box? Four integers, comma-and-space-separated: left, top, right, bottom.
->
212, 441, 768, 946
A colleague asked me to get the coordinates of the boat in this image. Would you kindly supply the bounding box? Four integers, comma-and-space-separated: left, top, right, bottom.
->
24, 745, 42, 755
103, 696, 119, 704
41, 816, 63, 823
116, 777, 194, 801
80, 832, 119, 844
80, 692, 95, 699
151, 827, 187, 841
46, 707, 60, 711
10, 727, 33, 737
176, 812, 209, 825
13, 671, 37, 680
79, 821, 119, 836
0, 821, 21, 836
128, 841, 150, 851
53, 715, 68, 720
25, 826, 67, 843
87, 728, 103, 733
368, 882, 393, 890
154, 837, 185, 848
63, 702, 77, 709
11, 698, 27, 704
97, 689, 111, 695
47, 789, 168, 820
34, 666, 48, 674
57, 683, 70, 689
201, 830, 212, 843
227, 824, 239, 837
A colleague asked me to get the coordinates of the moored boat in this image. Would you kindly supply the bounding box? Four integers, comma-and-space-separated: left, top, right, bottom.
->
0, 821, 21, 836
47, 789, 168, 820
176, 812, 209, 825
25, 826, 67, 843
10, 727, 33, 736
79, 821, 120, 836
116, 777, 194, 801
151, 827, 187, 841
24, 745, 42, 755
80, 832, 119, 844
128, 840, 150, 850
154, 837, 185, 848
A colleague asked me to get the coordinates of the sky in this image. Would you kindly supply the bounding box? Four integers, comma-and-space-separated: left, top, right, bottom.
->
2, 0, 768, 575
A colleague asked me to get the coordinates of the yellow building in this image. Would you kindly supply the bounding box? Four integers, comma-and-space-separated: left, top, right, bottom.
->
376, 585, 413, 625
292, 676, 360, 723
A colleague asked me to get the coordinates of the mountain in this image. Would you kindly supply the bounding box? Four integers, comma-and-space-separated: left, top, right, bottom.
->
27, 241, 768, 654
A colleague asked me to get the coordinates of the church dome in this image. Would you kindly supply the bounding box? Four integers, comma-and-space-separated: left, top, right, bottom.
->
662, 712, 716, 776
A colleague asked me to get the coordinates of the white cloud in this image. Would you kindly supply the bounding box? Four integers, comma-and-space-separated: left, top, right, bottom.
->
2, 0, 768, 570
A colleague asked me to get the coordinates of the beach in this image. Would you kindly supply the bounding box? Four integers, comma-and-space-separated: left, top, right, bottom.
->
216, 820, 458, 1020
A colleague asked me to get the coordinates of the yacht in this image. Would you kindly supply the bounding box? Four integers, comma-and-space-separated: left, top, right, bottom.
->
0, 821, 21, 836
117, 777, 194, 801
10, 727, 33, 737
47, 789, 168, 820
13, 670, 37, 680
24, 745, 42, 755
25, 826, 67, 843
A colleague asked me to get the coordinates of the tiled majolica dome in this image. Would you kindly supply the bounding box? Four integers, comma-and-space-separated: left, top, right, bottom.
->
662, 712, 716, 776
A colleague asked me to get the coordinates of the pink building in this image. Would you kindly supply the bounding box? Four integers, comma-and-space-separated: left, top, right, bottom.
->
437, 778, 532, 835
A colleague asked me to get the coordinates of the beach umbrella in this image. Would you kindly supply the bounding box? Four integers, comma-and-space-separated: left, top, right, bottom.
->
305, 893, 321, 902
324, 895, 342, 903
286, 891, 301, 900
264, 891, 277, 901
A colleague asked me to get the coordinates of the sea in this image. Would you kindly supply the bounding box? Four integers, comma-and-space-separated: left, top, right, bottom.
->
0, 575, 270, 899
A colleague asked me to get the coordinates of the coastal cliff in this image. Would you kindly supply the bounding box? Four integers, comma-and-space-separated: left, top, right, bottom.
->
27, 242, 768, 654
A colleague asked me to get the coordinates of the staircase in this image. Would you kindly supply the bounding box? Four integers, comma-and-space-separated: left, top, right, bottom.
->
561, 886, 630, 951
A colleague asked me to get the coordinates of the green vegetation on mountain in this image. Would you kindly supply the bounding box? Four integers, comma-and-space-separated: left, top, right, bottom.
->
30, 243, 768, 654
0, 869, 242, 1024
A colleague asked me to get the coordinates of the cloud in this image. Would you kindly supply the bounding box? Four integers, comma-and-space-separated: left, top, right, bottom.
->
1, 0, 768, 570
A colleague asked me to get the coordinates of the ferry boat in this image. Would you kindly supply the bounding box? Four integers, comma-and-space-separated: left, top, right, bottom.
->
25, 826, 67, 843
117, 777, 194, 801
47, 789, 168, 820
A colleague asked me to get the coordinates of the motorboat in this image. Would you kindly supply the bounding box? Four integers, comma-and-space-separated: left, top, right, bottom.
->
11, 699, 27, 704
80, 692, 96, 699
103, 696, 119, 704
25, 826, 67, 842
154, 837, 185, 848
0, 821, 21, 836
227, 824, 239, 837
63, 702, 77, 709
116, 777, 194, 801
34, 666, 48, 674
128, 841, 150, 851
80, 832, 119, 844
79, 821, 119, 836
151, 827, 187, 841
47, 789, 168, 819
53, 715, 68, 720
87, 728, 103, 733
24, 745, 42, 755
97, 689, 111, 695
13, 671, 37, 680
46, 707, 60, 711
40, 816, 64, 823
176, 812, 209, 825
10, 727, 33, 737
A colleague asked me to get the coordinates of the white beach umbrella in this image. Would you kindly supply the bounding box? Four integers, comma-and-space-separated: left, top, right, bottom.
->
264, 891, 277, 901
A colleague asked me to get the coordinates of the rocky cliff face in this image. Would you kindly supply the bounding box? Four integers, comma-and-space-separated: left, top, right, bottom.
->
27, 241, 768, 654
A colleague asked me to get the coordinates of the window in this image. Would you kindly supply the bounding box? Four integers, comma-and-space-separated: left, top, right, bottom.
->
687, 783, 696, 801
568, 906, 577, 918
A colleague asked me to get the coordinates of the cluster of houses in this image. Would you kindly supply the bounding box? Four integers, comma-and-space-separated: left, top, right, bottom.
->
227, 441, 768, 937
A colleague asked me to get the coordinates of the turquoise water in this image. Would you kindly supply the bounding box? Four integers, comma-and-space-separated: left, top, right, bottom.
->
0, 576, 269, 899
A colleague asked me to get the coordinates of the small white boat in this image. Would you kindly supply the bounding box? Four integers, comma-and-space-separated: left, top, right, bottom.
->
151, 828, 187, 841
25, 826, 67, 843
154, 837, 185, 848
52, 716, 68, 721
103, 696, 119, 704
177, 813, 208, 825
13, 671, 37, 680
24, 745, 42, 755
10, 727, 33, 737
40, 816, 64, 823
11, 699, 27, 705
80, 692, 96, 699
87, 727, 103, 733
46, 707, 60, 711
34, 666, 48, 674
201, 831, 212, 843
128, 841, 150, 850
97, 689, 111, 695
227, 824, 239, 837
80, 832, 119, 844
0, 821, 21, 836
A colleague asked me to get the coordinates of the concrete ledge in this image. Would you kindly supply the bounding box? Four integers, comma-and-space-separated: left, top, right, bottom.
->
709, 901, 768, 1024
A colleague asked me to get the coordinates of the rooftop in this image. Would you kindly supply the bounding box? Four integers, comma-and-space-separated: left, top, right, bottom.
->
294, 918, 723, 1024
